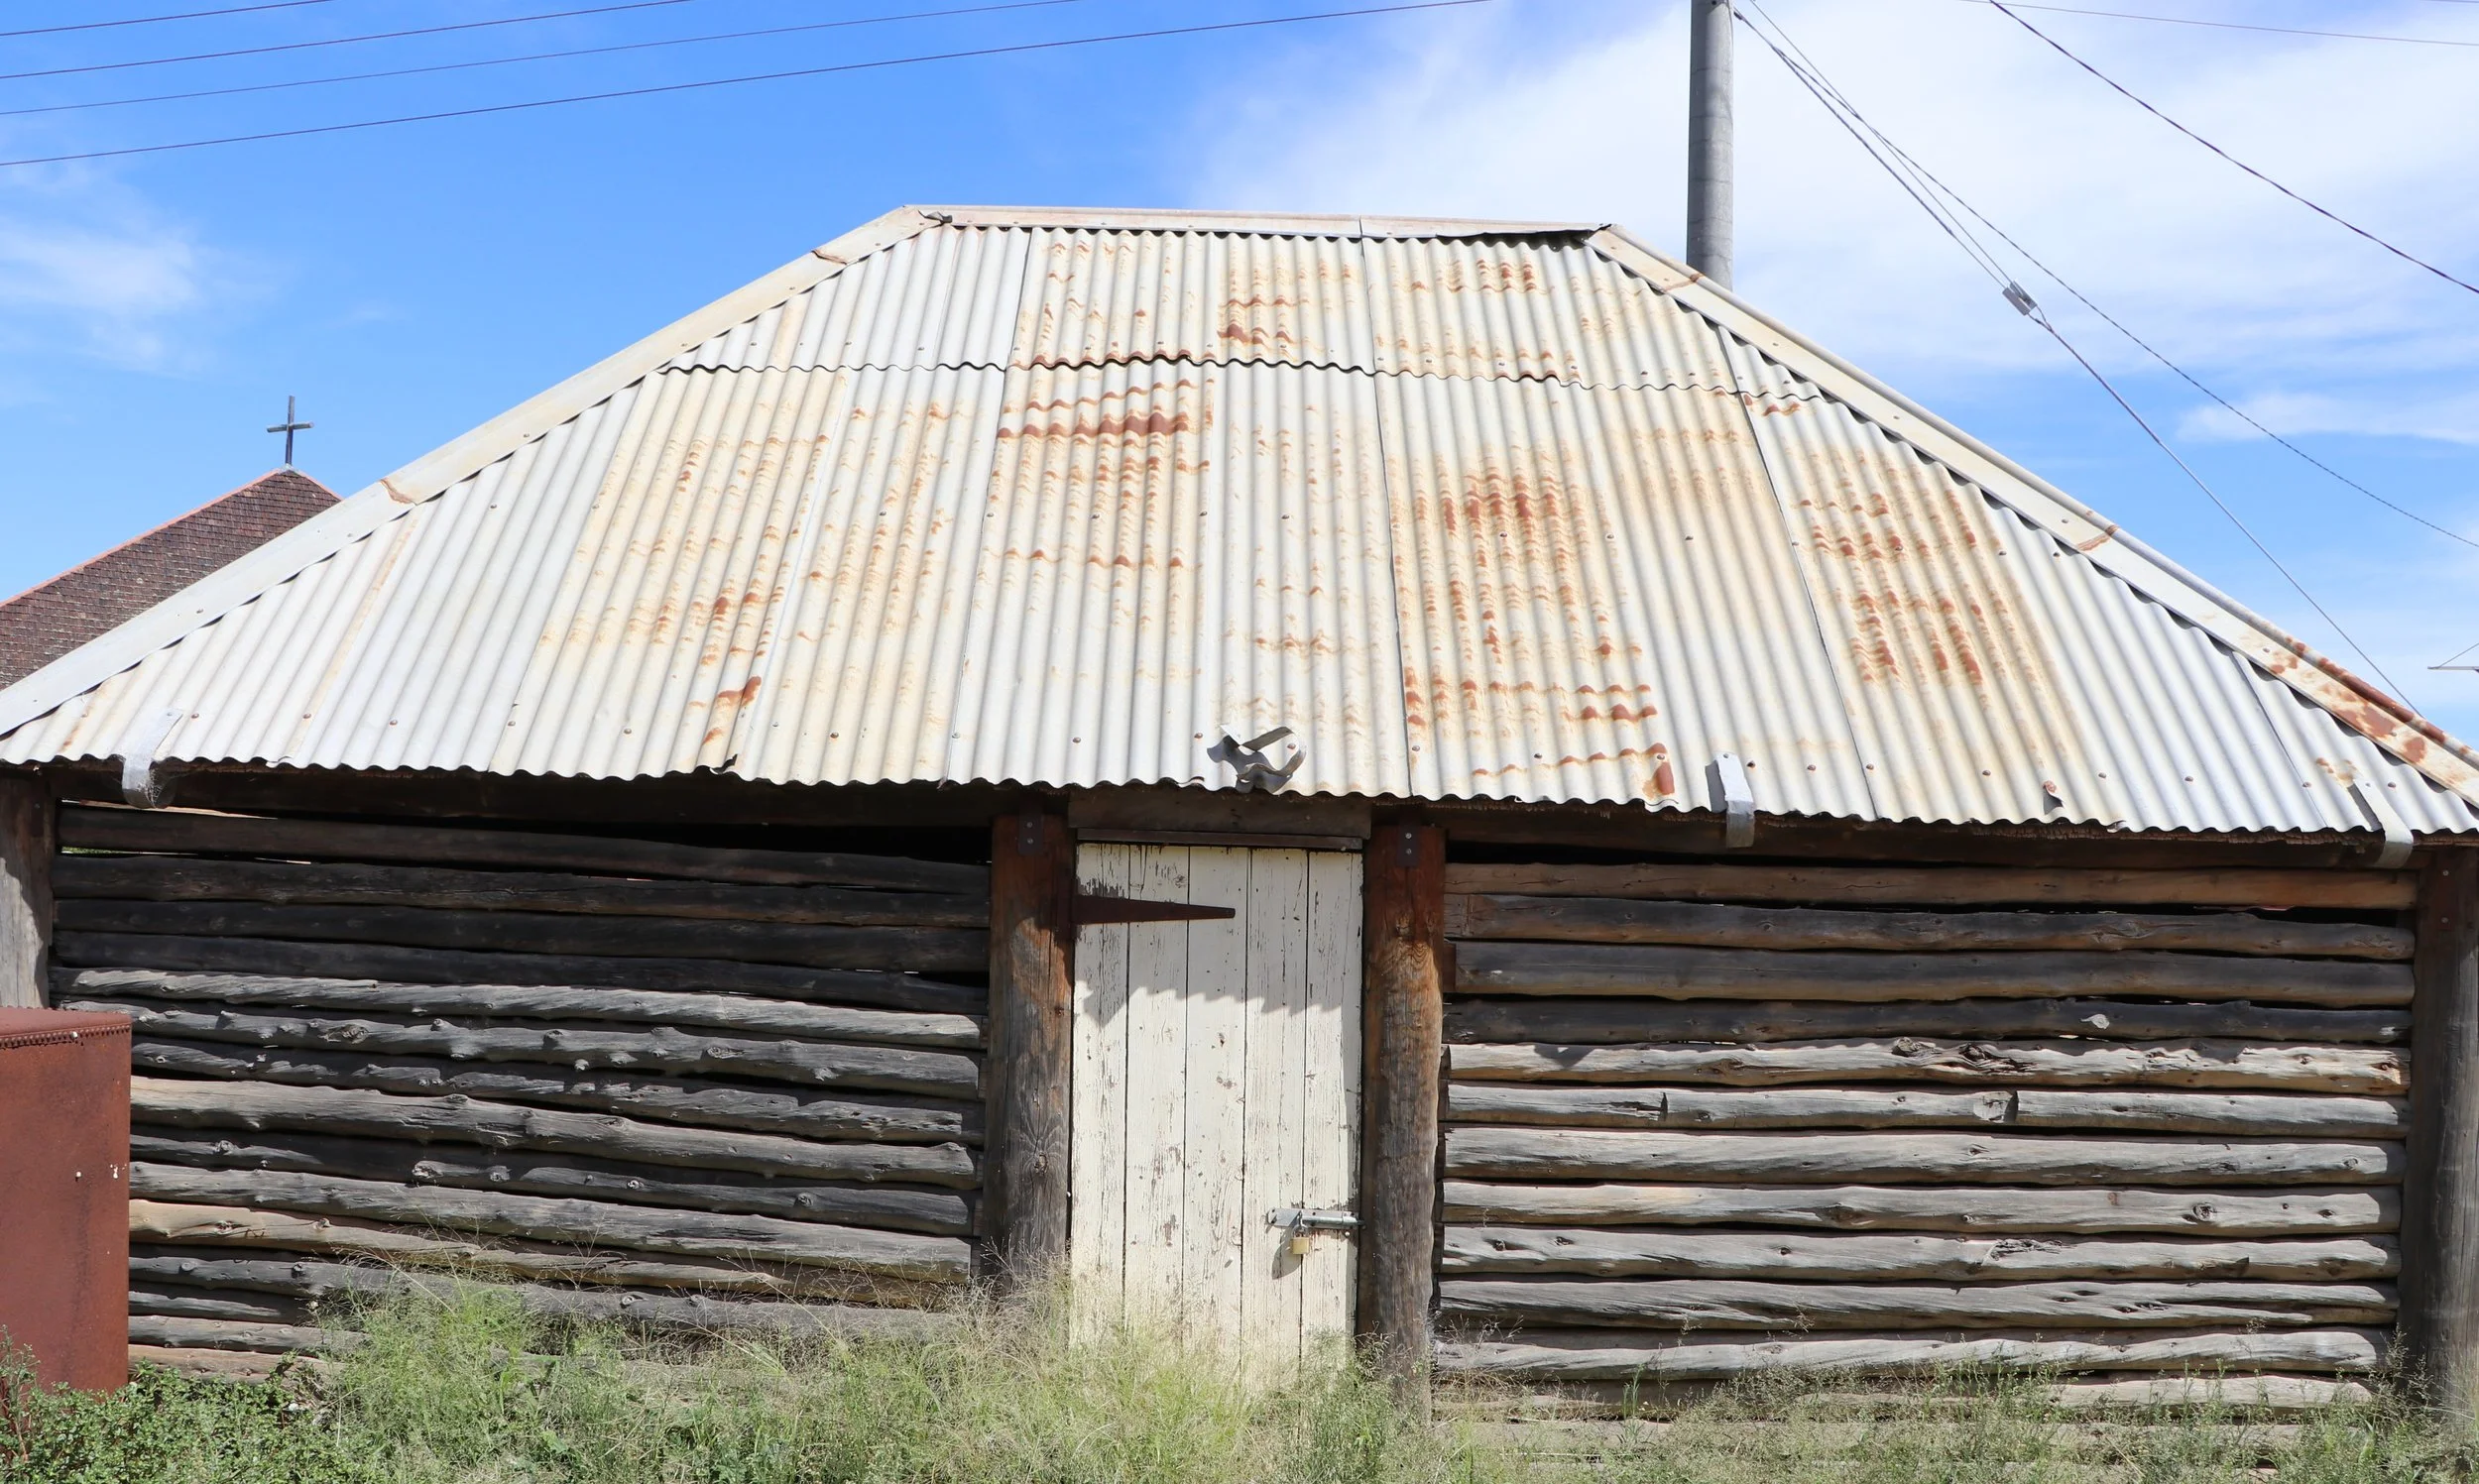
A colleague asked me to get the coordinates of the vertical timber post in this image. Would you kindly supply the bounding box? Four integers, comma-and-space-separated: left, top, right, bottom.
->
0, 774, 52, 1009
1686, 0, 1734, 287
2405, 849, 2479, 1418
988, 810, 1073, 1292
1358, 823, 1445, 1400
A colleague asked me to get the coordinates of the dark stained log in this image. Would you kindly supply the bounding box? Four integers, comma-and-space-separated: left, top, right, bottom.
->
124, 1315, 357, 1354
72, 997, 982, 1098
986, 812, 1072, 1290
1448, 1039, 2404, 1094
129, 1037, 979, 1143
129, 1287, 311, 1325
1433, 1327, 2388, 1382
1440, 1226, 2397, 1282
1358, 824, 1446, 1388
2402, 849, 2479, 1420
128, 1166, 973, 1281
55, 855, 988, 927
130, 1253, 395, 1300
1443, 1127, 2403, 1187
1455, 942, 2412, 1008
1441, 1180, 2397, 1234
57, 804, 989, 892
1447, 895, 2413, 960
52, 931, 980, 1013
1441, 862, 2418, 909
130, 1128, 975, 1235
127, 1077, 978, 1187
1437, 1277, 2397, 1330
129, 1205, 893, 1296
1444, 996, 2409, 1048
0, 775, 52, 1008
62, 968, 983, 1049
1444, 1084, 2408, 1138
54, 899, 988, 974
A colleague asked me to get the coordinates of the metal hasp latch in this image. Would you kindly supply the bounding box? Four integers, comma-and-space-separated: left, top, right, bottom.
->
1268, 1205, 1358, 1258
1210, 726, 1304, 793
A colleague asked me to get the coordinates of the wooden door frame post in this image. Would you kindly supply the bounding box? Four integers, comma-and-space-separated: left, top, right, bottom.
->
0, 772, 53, 1010
1358, 823, 1445, 1396
988, 809, 1073, 1292
2406, 848, 2479, 1418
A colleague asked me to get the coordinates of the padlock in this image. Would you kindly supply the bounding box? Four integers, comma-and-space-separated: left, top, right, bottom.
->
1288, 1230, 1313, 1258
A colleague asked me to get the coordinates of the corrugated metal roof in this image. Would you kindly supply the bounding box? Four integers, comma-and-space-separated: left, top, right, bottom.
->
3, 204, 2472, 837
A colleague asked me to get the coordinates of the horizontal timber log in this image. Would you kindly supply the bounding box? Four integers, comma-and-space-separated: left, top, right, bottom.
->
1455, 943, 2412, 1007
1438, 1278, 2397, 1330
127, 1345, 302, 1381
126, 1315, 362, 1355
1432, 1327, 2387, 1382
1448, 1039, 2404, 1094
1446, 896, 2412, 960
58, 805, 990, 893
128, 1077, 979, 1187
132, 1128, 975, 1235
1444, 1127, 2403, 1186
128, 1205, 893, 1296
76, 997, 981, 1097
1440, 1181, 2398, 1233
1439, 1227, 2397, 1281
1444, 997, 2409, 1047
131, 1038, 980, 1144
56, 899, 989, 974
53, 931, 979, 1013
1443, 1084, 2408, 1138
131, 1287, 309, 1325
129, 1166, 972, 1281
1440, 863, 2417, 910
55, 855, 987, 927
65, 968, 983, 1048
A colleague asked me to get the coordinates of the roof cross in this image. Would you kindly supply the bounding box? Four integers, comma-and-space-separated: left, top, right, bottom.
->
266, 395, 312, 467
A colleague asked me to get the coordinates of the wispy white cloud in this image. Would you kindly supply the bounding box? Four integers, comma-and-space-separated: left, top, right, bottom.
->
0, 168, 230, 378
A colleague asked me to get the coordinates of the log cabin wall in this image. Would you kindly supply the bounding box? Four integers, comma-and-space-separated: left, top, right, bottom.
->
1433, 855, 2422, 1410
43, 802, 991, 1362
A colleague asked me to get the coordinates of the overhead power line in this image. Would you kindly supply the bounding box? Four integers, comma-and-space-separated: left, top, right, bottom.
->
1987, 0, 2479, 300
0, 0, 1502, 171
1952, 0, 2479, 51
0, 0, 341, 39
1736, 0, 2418, 706
0, 0, 1097, 120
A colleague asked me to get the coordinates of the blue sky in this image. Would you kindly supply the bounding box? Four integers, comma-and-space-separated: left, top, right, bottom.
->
2, 0, 2475, 738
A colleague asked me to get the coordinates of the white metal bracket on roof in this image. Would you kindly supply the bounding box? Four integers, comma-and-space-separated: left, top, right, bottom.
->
1707, 753, 1755, 850
2349, 777, 2416, 869
119, 706, 185, 809
1211, 727, 1304, 794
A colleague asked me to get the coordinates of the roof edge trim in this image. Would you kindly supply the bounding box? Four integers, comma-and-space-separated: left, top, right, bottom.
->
0, 206, 946, 745
925, 203, 1604, 239
1588, 227, 2479, 809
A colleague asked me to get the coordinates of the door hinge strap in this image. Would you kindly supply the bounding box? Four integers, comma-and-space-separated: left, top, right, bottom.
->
1071, 894, 1237, 927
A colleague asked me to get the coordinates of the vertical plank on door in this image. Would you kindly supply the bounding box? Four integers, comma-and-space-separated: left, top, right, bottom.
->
1121, 845, 1192, 1330
1301, 851, 1364, 1344
1238, 849, 1310, 1375
1181, 848, 1252, 1347
1070, 844, 1132, 1321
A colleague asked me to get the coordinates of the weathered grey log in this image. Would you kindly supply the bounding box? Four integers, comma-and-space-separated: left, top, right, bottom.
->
1444, 1084, 2409, 1138
1455, 942, 2413, 1007
1440, 1181, 2398, 1234
131, 1037, 979, 1143
75, 997, 981, 1097
1438, 1277, 2397, 1330
1446, 895, 2414, 960
1440, 862, 2418, 910
58, 805, 989, 893
1439, 1226, 2398, 1281
56, 855, 988, 927
56, 899, 989, 974
0, 776, 48, 1009
1443, 996, 2411, 1048
53, 931, 980, 1014
130, 1286, 313, 1325
64, 968, 981, 1048
1431, 1327, 2388, 1382
132, 1128, 976, 1235
127, 1077, 978, 1187
1445, 1127, 2402, 1186
131, 1252, 400, 1300
130, 1202, 884, 1296
129, 1166, 972, 1281
125, 1314, 364, 1354
2052, 1376, 2375, 1411
497, 1286, 949, 1338
1448, 1039, 2404, 1094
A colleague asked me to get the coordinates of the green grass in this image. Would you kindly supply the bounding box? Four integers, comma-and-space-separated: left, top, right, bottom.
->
4, 1285, 2471, 1482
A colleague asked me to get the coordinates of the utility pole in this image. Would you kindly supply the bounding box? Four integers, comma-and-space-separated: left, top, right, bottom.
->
1687, 0, 1734, 287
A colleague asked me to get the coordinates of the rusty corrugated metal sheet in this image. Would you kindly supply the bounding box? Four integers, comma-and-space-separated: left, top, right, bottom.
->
2, 206, 2471, 836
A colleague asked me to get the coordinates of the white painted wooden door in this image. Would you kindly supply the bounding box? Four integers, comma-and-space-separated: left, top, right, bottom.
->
1069, 844, 1362, 1371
